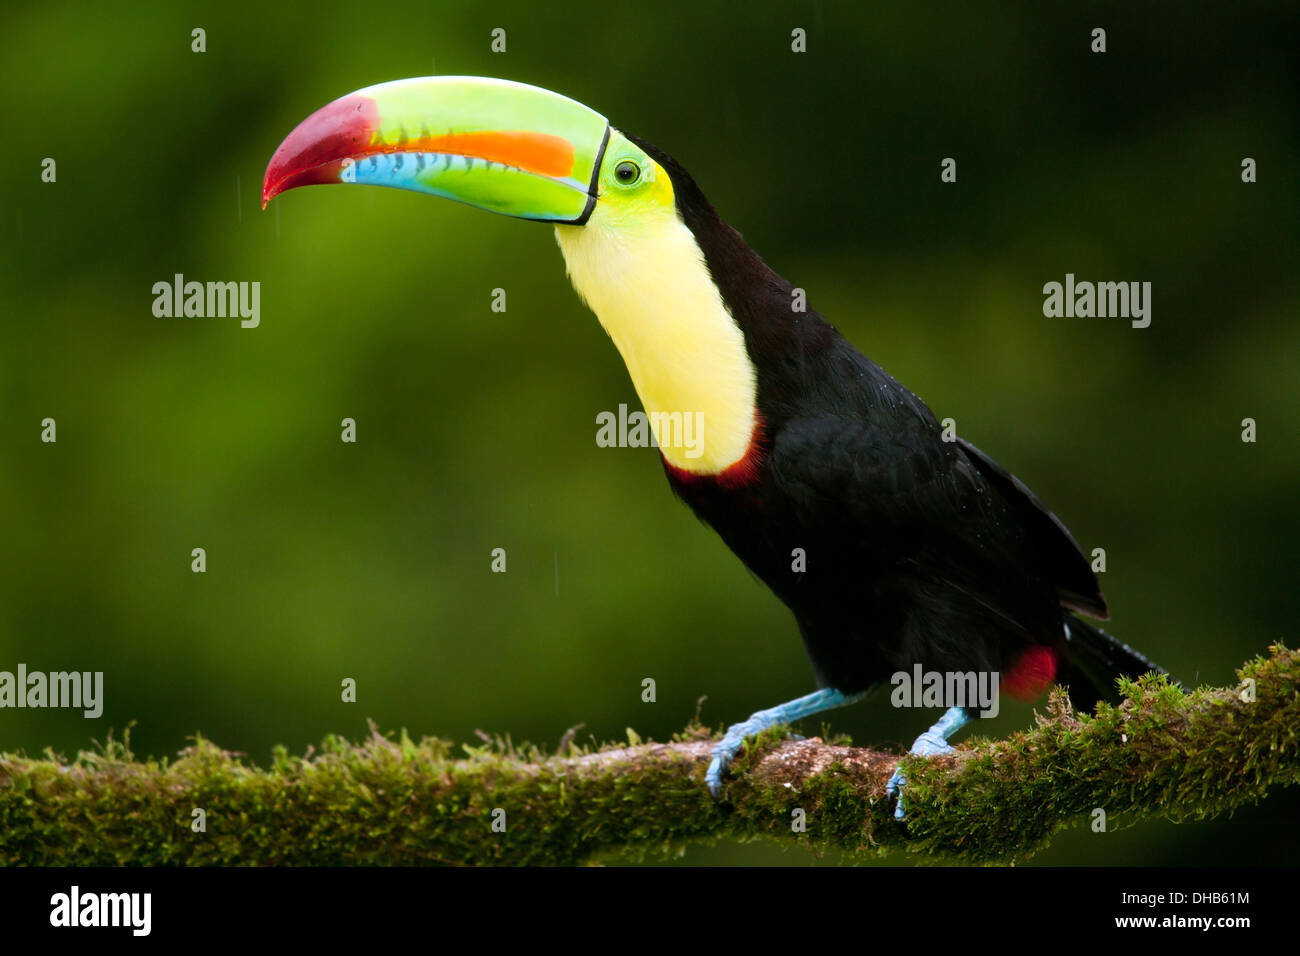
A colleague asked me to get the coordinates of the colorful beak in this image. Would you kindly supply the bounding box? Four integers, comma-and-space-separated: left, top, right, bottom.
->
262, 76, 610, 223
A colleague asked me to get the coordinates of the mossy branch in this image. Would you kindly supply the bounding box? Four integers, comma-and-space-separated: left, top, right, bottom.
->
1, 646, 1295, 865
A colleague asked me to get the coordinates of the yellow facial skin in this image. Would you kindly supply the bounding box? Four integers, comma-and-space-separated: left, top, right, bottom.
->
555, 131, 758, 474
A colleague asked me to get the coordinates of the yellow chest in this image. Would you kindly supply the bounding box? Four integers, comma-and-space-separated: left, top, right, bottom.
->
554, 204, 757, 474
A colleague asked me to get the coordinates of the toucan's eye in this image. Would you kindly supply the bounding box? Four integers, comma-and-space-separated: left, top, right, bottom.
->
614, 160, 641, 185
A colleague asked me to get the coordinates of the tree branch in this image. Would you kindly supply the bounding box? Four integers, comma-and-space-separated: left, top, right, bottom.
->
2, 646, 1295, 865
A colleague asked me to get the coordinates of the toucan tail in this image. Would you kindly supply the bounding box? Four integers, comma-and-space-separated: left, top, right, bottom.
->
1058, 615, 1173, 712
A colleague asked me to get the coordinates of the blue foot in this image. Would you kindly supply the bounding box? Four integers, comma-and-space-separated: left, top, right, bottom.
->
706, 688, 864, 798
887, 706, 971, 820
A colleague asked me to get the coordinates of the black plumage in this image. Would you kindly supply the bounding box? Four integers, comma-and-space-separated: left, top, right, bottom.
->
630, 133, 1164, 709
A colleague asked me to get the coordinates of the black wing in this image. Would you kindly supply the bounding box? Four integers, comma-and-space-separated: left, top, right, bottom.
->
766, 351, 1104, 665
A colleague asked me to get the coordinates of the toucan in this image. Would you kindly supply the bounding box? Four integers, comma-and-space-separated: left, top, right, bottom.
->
263, 76, 1167, 815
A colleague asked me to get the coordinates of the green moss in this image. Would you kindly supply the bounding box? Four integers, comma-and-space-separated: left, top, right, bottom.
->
1, 647, 1295, 865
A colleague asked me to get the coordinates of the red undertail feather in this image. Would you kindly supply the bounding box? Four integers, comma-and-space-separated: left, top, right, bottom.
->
1002, 645, 1058, 701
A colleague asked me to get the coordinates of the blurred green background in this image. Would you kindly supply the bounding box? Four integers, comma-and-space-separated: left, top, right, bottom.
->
2, 1, 1297, 865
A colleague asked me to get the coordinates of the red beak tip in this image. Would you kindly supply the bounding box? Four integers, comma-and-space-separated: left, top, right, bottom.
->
261, 176, 282, 208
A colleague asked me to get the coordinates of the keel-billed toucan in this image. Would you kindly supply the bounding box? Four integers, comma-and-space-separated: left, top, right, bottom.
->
264, 76, 1166, 814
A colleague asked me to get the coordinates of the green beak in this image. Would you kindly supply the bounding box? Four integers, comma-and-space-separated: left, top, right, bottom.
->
262, 76, 610, 223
